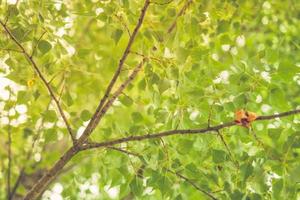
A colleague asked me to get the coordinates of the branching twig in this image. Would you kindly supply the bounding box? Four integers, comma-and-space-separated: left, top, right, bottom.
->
80, 109, 300, 150
23, 1, 151, 198
22, 28, 147, 200
0, 20, 76, 144
77, 0, 151, 146
23, 108, 300, 200
76, 58, 146, 145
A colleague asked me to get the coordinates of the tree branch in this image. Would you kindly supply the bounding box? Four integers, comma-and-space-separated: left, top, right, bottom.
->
0, 20, 76, 144
9, 167, 25, 200
78, 0, 151, 144
24, 108, 300, 200
76, 58, 146, 145
80, 109, 300, 150
256, 109, 300, 120
23, 147, 79, 200
23, 1, 150, 195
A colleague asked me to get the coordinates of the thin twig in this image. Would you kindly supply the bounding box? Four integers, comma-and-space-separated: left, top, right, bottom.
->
130, 50, 166, 64
216, 130, 239, 168
106, 146, 141, 157
207, 104, 214, 128
166, 169, 218, 200
167, 0, 193, 34
31, 30, 47, 58
113, 14, 131, 37
0, 20, 76, 144
107, 147, 215, 199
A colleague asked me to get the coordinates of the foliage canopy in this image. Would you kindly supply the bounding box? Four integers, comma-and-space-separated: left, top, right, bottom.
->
0, 0, 300, 199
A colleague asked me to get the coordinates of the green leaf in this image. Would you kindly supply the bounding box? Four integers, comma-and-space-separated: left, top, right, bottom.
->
178, 139, 194, 154
11, 27, 26, 41
240, 163, 253, 181
248, 193, 262, 200
111, 29, 123, 44
217, 20, 230, 33
44, 129, 57, 142
272, 179, 283, 199
269, 88, 286, 109
33, 90, 40, 100
38, 40, 52, 54
119, 95, 133, 107
158, 79, 170, 94
65, 92, 74, 106
268, 128, 282, 141
212, 149, 228, 163
129, 177, 143, 196
278, 59, 299, 79
230, 190, 244, 200
7, 6, 19, 18
138, 79, 146, 90
38, 13, 44, 22
17, 91, 30, 104
43, 110, 57, 122
131, 112, 143, 123
80, 109, 91, 121
23, 128, 33, 138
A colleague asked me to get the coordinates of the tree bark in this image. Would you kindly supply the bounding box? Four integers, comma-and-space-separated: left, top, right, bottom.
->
23, 147, 79, 200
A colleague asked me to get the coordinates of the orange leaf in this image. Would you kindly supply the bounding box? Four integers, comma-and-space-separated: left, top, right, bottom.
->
246, 111, 257, 122
235, 109, 257, 128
